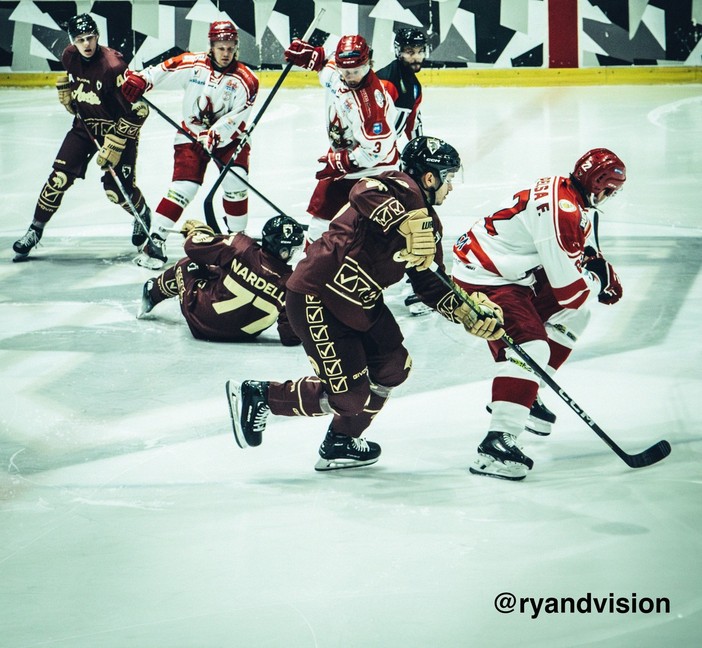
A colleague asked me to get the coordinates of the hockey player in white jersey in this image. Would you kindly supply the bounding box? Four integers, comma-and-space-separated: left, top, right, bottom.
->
121, 20, 259, 269
283, 34, 399, 243
452, 148, 626, 481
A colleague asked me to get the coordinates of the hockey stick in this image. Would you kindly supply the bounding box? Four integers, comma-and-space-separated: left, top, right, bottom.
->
430, 263, 671, 469
202, 8, 326, 231
141, 97, 292, 222
73, 107, 153, 245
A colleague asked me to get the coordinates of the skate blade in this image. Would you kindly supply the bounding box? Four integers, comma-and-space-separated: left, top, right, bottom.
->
525, 421, 552, 437
225, 380, 248, 449
12, 252, 31, 263
469, 453, 529, 481
314, 456, 379, 471
133, 253, 166, 270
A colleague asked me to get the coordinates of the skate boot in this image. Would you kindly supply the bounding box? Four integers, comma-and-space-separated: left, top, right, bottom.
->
469, 431, 533, 481
132, 206, 151, 248
525, 395, 556, 436
314, 427, 381, 471
136, 279, 156, 319
12, 225, 43, 261
134, 232, 167, 270
404, 292, 433, 316
487, 396, 556, 436
226, 380, 270, 448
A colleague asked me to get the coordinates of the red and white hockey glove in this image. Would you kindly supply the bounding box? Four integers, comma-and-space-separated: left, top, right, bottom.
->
284, 39, 325, 72
56, 75, 75, 114
121, 70, 147, 103
315, 149, 357, 181
197, 129, 221, 154
583, 246, 623, 305
454, 292, 505, 341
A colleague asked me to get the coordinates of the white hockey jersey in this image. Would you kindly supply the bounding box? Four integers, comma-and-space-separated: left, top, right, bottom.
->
452, 175, 600, 310
136, 52, 258, 147
318, 63, 399, 179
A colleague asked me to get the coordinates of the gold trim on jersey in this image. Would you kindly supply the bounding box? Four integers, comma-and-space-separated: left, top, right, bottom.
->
325, 258, 383, 309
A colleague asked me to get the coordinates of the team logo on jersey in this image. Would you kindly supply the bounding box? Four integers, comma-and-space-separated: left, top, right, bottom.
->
374, 89, 385, 107
372, 122, 382, 135
558, 199, 577, 212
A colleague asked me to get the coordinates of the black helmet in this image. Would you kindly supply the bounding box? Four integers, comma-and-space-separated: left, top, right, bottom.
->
261, 216, 305, 262
66, 14, 99, 40
400, 136, 461, 186
394, 28, 427, 57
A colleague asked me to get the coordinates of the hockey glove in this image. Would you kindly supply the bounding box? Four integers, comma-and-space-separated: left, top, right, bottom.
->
396, 209, 436, 271
180, 219, 215, 238
121, 70, 147, 103
454, 292, 505, 341
197, 129, 221, 154
315, 149, 357, 181
284, 39, 326, 72
96, 133, 127, 169
56, 74, 75, 114
582, 246, 623, 305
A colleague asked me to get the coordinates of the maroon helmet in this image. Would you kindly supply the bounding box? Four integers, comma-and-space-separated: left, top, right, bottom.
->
208, 20, 238, 43
335, 35, 371, 69
572, 148, 626, 204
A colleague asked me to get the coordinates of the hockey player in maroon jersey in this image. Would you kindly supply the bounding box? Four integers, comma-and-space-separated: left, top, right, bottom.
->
283, 34, 399, 244
452, 148, 627, 481
121, 20, 259, 269
12, 13, 152, 261
138, 215, 304, 345
225, 136, 505, 472
376, 28, 427, 143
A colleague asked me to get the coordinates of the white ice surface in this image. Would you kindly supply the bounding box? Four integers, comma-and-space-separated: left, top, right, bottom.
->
1, 83, 701, 647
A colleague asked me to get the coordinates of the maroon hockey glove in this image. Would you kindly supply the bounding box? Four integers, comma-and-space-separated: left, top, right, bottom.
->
284, 39, 325, 72
315, 149, 357, 181
121, 70, 147, 102
583, 246, 623, 305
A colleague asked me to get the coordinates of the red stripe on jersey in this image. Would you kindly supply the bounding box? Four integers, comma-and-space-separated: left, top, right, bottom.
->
454, 234, 501, 276
552, 277, 590, 309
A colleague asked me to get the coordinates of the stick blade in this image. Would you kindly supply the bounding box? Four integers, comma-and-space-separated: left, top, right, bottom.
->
624, 439, 671, 469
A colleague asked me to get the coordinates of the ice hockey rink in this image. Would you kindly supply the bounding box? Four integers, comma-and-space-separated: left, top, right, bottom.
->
1, 81, 701, 647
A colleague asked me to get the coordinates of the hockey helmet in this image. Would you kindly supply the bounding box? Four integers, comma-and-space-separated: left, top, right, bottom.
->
261, 216, 305, 262
394, 28, 427, 57
208, 20, 238, 43
572, 148, 626, 205
335, 35, 371, 69
66, 14, 99, 40
400, 136, 461, 186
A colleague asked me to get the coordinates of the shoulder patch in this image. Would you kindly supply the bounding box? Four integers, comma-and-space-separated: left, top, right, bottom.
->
558, 199, 577, 212
374, 89, 385, 108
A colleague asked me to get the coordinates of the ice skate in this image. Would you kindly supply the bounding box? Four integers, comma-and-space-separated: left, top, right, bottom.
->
469, 431, 533, 481
226, 380, 270, 448
132, 206, 151, 248
134, 233, 167, 270
12, 225, 43, 261
525, 395, 556, 436
404, 292, 433, 316
314, 427, 381, 471
136, 279, 155, 319
487, 396, 556, 437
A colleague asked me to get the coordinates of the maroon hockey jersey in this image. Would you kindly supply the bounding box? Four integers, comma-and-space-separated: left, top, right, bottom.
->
287, 172, 462, 331
179, 232, 299, 344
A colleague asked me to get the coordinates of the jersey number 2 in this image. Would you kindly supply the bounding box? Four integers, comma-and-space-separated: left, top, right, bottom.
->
484, 189, 530, 236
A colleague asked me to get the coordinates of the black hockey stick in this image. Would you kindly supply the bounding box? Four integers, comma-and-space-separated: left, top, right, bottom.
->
202, 8, 326, 231
73, 107, 154, 246
430, 263, 671, 469
141, 97, 292, 224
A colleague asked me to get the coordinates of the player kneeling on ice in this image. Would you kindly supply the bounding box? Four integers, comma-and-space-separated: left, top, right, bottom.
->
225, 136, 504, 472
452, 148, 626, 481
137, 215, 304, 345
